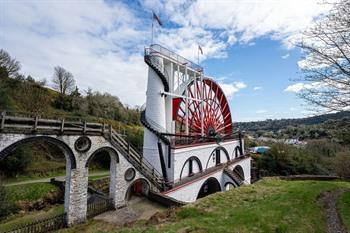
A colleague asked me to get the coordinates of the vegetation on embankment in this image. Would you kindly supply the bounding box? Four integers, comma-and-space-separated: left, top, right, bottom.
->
337, 191, 350, 231
0, 182, 62, 220
5, 183, 61, 202
57, 178, 350, 233
0, 204, 64, 232
248, 139, 350, 178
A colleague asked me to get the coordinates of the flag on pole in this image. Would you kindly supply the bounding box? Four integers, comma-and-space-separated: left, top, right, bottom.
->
198, 45, 203, 55
153, 12, 163, 26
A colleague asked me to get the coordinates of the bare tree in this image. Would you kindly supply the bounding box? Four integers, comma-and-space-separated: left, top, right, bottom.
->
0, 49, 21, 78
297, 0, 350, 112
52, 66, 75, 95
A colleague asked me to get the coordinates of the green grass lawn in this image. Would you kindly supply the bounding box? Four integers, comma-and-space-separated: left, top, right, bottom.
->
2, 169, 109, 185
5, 182, 60, 202
337, 191, 350, 231
58, 178, 350, 233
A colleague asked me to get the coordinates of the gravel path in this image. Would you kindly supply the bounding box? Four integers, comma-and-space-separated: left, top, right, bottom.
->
94, 196, 165, 225
320, 189, 348, 233
4, 171, 109, 186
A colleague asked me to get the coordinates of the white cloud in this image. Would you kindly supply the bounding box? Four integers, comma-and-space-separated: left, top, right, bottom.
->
227, 35, 237, 45
284, 82, 324, 93
219, 81, 247, 97
256, 109, 267, 114
153, 0, 335, 48
248, 42, 256, 46
282, 53, 290, 59
157, 26, 227, 61
285, 83, 306, 93
253, 86, 262, 91
289, 107, 297, 111
1, 1, 149, 106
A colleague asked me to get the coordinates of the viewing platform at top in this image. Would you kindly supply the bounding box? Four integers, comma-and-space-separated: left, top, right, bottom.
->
144, 44, 204, 75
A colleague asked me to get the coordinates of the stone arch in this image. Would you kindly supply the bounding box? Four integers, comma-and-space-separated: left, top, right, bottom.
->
179, 156, 202, 179
0, 135, 79, 224
85, 147, 119, 168
197, 177, 221, 199
205, 146, 229, 169
125, 178, 150, 201
85, 147, 119, 205
233, 165, 245, 181
0, 136, 76, 168
233, 146, 242, 158
224, 182, 235, 191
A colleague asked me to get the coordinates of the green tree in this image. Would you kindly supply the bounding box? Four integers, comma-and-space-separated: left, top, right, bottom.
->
0, 146, 32, 177
297, 0, 350, 112
0, 49, 21, 78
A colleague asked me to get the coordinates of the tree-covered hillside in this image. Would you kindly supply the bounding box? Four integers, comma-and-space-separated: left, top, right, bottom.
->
236, 112, 350, 143
0, 49, 144, 178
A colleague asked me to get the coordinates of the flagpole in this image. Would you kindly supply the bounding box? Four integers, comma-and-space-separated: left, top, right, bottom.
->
198, 47, 199, 65
151, 15, 154, 45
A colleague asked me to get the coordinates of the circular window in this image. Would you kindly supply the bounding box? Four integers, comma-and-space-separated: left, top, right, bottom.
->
124, 168, 136, 181
74, 136, 91, 153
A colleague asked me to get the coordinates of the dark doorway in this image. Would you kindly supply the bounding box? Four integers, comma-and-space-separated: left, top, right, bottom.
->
126, 178, 150, 201
197, 177, 221, 199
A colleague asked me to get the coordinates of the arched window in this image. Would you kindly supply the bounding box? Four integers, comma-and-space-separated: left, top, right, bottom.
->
234, 146, 242, 158
179, 156, 202, 179
206, 147, 229, 169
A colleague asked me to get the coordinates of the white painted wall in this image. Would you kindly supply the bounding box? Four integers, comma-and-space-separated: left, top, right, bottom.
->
228, 157, 252, 184
171, 140, 241, 183
164, 157, 251, 203
143, 55, 166, 173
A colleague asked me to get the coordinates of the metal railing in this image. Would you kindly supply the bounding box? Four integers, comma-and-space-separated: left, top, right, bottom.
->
87, 199, 114, 219
0, 213, 66, 233
145, 44, 203, 72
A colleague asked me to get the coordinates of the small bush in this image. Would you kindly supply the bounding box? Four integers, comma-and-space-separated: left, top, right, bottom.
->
0, 184, 18, 220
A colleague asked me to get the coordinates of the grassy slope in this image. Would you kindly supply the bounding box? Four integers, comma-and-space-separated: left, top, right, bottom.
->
0, 183, 63, 232
0, 205, 64, 232
59, 178, 350, 233
337, 191, 350, 231
5, 182, 59, 202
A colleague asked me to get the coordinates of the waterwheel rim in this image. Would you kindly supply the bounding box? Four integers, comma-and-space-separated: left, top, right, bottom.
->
175, 78, 233, 137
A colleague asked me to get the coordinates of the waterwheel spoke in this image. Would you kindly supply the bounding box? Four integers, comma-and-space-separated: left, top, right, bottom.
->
175, 78, 233, 138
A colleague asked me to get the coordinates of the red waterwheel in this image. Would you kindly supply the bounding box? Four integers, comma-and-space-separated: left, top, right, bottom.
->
173, 78, 233, 137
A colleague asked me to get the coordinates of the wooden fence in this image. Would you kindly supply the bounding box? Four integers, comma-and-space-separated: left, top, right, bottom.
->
0, 213, 66, 233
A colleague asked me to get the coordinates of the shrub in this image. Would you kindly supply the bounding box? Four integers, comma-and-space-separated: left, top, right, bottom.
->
0, 184, 18, 220
0, 145, 32, 177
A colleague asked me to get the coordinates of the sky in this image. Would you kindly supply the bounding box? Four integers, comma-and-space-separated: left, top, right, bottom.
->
0, 0, 337, 122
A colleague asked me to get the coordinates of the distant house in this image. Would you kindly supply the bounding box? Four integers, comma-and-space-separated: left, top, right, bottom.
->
249, 146, 270, 154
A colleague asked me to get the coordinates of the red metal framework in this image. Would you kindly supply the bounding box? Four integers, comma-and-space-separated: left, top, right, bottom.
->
174, 78, 233, 137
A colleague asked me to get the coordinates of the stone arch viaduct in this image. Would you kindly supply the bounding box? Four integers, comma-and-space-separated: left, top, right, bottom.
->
0, 112, 165, 225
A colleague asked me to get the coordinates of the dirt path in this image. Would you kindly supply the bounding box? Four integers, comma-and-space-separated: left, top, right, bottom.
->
94, 196, 165, 225
320, 189, 348, 233
4, 171, 109, 186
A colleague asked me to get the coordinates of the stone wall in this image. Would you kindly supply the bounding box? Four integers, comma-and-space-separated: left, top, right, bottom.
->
0, 134, 154, 225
